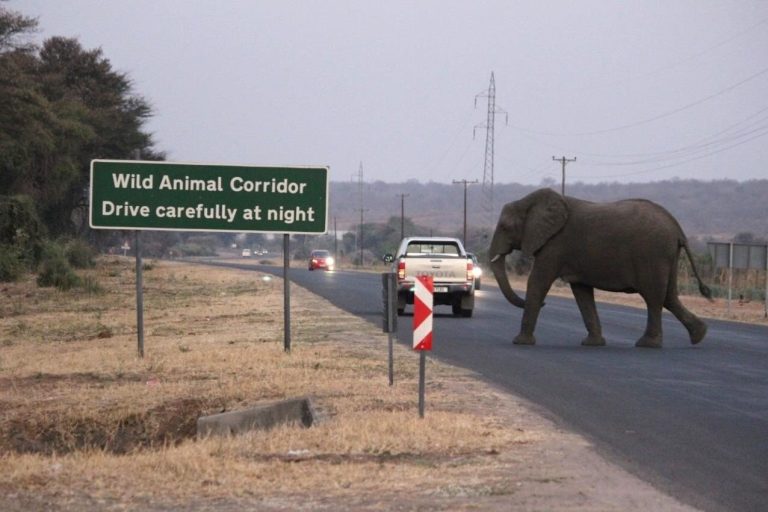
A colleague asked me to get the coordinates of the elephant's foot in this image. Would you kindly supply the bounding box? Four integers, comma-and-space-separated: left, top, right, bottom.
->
635, 335, 663, 349
581, 334, 606, 347
513, 333, 536, 346
689, 320, 707, 345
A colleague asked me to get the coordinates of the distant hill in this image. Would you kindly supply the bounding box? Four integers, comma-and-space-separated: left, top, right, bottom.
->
329, 179, 768, 241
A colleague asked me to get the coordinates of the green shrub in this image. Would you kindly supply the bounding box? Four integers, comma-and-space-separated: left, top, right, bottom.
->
0, 244, 25, 282
64, 238, 96, 268
0, 195, 46, 265
174, 243, 216, 257
37, 242, 81, 290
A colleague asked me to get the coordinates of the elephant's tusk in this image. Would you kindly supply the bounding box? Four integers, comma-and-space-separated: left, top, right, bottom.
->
490, 254, 501, 263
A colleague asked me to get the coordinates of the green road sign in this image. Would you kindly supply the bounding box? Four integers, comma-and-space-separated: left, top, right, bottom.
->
89, 160, 329, 234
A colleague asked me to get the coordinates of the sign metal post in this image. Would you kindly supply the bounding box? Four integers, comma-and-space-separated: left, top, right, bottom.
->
135, 230, 144, 357
283, 234, 291, 352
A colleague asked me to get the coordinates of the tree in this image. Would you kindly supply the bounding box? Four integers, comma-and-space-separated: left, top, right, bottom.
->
460, 225, 492, 261
0, 4, 163, 238
0, 3, 37, 52
734, 232, 755, 244
344, 216, 438, 263
0, 8, 77, 237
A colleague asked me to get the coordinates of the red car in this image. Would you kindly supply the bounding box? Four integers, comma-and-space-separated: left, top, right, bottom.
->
308, 250, 334, 271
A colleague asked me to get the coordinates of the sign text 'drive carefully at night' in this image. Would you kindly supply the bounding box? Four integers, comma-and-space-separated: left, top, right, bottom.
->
90, 160, 328, 234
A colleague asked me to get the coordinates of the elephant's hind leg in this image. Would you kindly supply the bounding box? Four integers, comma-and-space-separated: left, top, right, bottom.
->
571, 283, 606, 346
664, 294, 707, 345
636, 293, 665, 348
634, 268, 671, 348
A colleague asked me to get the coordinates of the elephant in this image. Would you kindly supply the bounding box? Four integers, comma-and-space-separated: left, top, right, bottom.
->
489, 188, 712, 348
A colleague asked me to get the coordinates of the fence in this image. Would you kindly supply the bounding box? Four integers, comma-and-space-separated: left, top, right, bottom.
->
705, 242, 768, 316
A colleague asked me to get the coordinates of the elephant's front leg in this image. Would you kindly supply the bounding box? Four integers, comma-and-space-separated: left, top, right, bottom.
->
514, 267, 556, 345
570, 283, 606, 346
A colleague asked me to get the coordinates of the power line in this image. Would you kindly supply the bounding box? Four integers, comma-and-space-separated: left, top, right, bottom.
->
568, 16, 768, 93
509, 65, 768, 137
421, 108, 477, 176
577, 128, 768, 180
506, 116, 768, 183
577, 105, 768, 160
583, 122, 768, 167
630, 16, 768, 82
511, 105, 768, 168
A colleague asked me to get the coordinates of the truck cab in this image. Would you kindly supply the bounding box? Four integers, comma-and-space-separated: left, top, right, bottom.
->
393, 237, 475, 317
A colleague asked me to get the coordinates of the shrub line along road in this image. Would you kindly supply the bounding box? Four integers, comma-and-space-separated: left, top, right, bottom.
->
204, 261, 767, 512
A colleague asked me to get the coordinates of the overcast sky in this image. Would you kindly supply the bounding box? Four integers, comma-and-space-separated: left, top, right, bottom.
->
16, 0, 768, 185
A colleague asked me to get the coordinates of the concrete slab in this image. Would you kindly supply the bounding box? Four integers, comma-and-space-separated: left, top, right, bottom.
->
197, 397, 316, 438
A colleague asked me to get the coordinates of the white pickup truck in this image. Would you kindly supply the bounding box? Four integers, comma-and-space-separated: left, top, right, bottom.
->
392, 237, 475, 317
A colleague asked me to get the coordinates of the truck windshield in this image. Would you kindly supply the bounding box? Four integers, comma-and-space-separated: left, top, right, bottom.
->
405, 243, 460, 256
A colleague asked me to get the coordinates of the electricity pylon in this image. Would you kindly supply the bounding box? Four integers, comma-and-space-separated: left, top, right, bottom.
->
474, 72, 508, 225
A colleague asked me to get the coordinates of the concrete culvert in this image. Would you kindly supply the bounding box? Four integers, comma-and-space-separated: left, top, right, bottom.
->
196, 397, 316, 438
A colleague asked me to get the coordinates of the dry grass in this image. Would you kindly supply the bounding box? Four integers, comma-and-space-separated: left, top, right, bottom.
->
0, 257, 535, 509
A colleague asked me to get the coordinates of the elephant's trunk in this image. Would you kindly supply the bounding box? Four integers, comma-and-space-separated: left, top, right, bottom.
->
490, 252, 526, 309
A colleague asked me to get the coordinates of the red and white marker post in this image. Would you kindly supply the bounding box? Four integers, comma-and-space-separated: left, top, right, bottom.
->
413, 275, 434, 350
413, 275, 433, 417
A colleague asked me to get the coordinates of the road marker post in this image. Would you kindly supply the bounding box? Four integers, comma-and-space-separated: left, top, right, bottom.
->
381, 272, 398, 385
413, 275, 433, 418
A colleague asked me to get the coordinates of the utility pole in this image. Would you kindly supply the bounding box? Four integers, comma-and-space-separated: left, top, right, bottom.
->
397, 193, 410, 240
452, 179, 478, 246
354, 162, 367, 267
552, 156, 576, 196
333, 216, 338, 263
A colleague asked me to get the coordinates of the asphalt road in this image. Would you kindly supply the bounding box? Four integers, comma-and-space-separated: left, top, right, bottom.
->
206, 261, 767, 512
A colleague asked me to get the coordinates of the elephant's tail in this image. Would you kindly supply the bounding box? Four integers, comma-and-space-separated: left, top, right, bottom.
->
682, 243, 714, 301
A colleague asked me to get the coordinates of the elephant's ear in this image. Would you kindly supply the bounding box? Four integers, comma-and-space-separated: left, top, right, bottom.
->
521, 190, 568, 257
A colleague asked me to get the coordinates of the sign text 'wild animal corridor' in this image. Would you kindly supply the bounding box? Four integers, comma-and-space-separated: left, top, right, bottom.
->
89, 160, 329, 234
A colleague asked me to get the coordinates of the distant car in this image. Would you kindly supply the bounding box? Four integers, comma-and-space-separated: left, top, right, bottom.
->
242, 248, 252, 257
308, 250, 334, 271
467, 253, 482, 290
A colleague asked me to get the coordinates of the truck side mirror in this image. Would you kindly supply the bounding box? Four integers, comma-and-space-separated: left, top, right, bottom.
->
383, 254, 394, 263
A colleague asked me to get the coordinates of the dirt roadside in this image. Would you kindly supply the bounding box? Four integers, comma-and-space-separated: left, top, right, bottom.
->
284, 275, 706, 511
